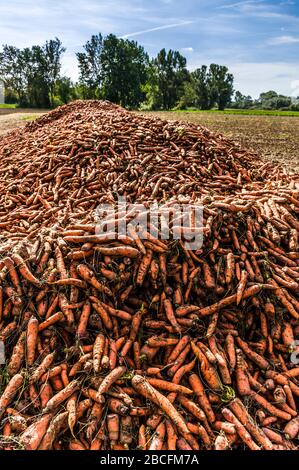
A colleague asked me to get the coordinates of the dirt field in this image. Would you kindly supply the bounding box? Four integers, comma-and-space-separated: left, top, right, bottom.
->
1, 108, 298, 172
146, 111, 299, 172
0, 109, 46, 136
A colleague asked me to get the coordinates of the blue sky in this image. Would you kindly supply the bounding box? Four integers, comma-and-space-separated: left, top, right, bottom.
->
0, 0, 299, 97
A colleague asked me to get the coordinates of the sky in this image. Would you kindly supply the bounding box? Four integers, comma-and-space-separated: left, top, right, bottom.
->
0, 0, 299, 98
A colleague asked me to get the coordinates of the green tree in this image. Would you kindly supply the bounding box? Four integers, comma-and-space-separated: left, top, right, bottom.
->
100, 34, 149, 108
77, 34, 104, 98
43, 38, 66, 106
207, 64, 234, 110
150, 49, 189, 109
54, 77, 74, 104
0, 38, 65, 107
191, 66, 210, 109
259, 91, 291, 109
233, 91, 253, 109
0, 46, 27, 104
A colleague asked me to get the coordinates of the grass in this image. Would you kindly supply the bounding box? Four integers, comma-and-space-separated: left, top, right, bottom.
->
21, 115, 39, 121
173, 108, 299, 117
0, 103, 18, 109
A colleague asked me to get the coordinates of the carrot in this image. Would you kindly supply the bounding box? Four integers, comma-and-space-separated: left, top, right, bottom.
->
86, 402, 103, 441
191, 341, 222, 390
229, 399, 273, 450
132, 375, 190, 436
38, 411, 69, 450
0, 373, 24, 419
136, 249, 153, 286
7, 331, 26, 376
30, 352, 55, 384
20, 413, 53, 450
3, 257, 22, 295
166, 419, 178, 450
236, 337, 270, 370
95, 245, 139, 258
177, 395, 206, 422
164, 298, 181, 333
222, 408, 260, 450
77, 301, 91, 338
96, 366, 126, 401
236, 270, 248, 305
38, 311, 64, 331
93, 333, 106, 373
284, 416, 299, 440
44, 380, 79, 412
26, 316, 39, 366
189, 373, 215, 423
235, 349, 251, 396
107, 413, 120, 443
40, 382, 53, 408
250, 392, 292, 421
225, 333, 236, 370
92, 301, 113, 330
11, 253, 41, 286
138, 424, 147, 450
149, 422, 166, 450
77, 264, 112, 296
65, 394, 77, 437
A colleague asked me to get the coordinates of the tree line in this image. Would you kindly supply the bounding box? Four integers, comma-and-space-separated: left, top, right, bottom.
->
0, 33, 298, 111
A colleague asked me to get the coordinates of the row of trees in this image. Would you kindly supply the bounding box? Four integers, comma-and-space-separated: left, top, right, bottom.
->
1, 33, 298, 111
0, 39, 66, 107
233, 90, 298, 111
0, 33, 235, 110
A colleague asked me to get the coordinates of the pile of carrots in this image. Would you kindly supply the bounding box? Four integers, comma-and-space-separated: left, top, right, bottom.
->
0, 101, 299, 450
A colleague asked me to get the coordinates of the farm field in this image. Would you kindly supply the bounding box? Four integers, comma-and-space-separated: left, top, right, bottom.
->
145, 110, 299, 172
0, 108, 46, 136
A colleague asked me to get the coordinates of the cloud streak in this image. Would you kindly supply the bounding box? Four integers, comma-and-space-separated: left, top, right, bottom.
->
268, 35, 299, 45
120, 21, 194, 39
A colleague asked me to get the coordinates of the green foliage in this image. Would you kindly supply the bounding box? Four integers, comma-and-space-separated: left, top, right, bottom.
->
77, 33, 149, 108
77, 34, 104, 98
0, 38, 65, 108
258, 90, 292, 110
145, 49, 189, 110
232, 91, 253, 109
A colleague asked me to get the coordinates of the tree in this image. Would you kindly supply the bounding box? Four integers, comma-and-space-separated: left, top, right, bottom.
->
150, 49, 189, 109
207, 64, 234, 110
77, 34, 104, 98
259, 90, 291, 110
0, 38, 65, 107
233, 91, 253, 109
191, 66, 210, 109
43, 38, 66, 106
100, 34, 149, 108
54, 77, 74, 104
0, 46, 27, 104
177, 81, 197, 109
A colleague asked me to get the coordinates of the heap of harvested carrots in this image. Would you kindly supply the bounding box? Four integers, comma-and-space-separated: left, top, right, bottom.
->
0, 100, 299, 450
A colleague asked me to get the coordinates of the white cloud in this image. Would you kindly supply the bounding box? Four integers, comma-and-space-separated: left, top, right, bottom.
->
229, 62, 299, 97
268, 35, 299, 45
120, 21, 194, 39
181, 47, 194, 52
